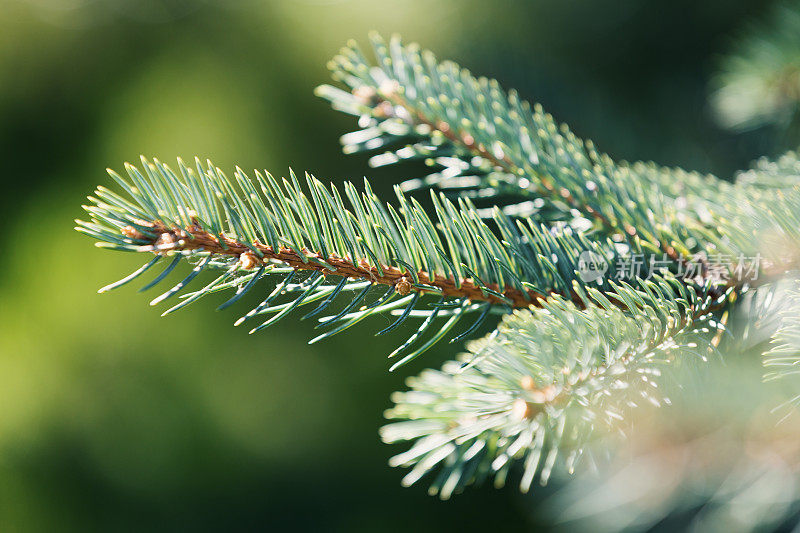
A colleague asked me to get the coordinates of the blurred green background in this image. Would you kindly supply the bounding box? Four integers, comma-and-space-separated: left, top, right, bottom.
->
0, 0, 787, 530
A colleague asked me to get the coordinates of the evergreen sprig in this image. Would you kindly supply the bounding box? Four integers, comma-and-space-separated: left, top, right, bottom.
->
382, 275, 724, 498
316, 33, 735, 261
318, 34, 800, 282
76, 157, 634, 366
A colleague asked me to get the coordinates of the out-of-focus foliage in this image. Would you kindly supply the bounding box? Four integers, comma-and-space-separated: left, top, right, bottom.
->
763, 279, 800, 406
736, 149, 800, 188
711, 2, 800, 135
550, 360, 800, 532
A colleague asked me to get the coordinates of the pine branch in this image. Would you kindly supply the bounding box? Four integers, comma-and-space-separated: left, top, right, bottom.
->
76, 156, 635, 364
316, 33, 734, 261
382, 275, 723, 497
320, 36, 800, 288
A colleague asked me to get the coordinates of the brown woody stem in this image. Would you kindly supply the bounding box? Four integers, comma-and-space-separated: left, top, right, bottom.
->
127, 220, 556, 308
